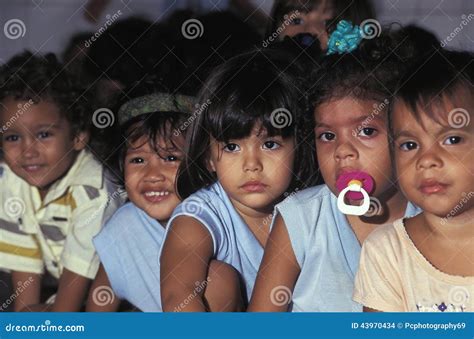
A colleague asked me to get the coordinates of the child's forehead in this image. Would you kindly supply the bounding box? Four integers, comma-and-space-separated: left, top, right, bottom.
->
0, 97, 64, 123
314, 97, 388, 124
127, 134, 183, 152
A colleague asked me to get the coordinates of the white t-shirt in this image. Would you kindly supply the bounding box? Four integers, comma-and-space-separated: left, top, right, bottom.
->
353, 218, 474, 312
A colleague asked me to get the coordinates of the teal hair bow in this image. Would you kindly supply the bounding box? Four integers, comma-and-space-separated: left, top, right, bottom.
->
326, 20, 363, 55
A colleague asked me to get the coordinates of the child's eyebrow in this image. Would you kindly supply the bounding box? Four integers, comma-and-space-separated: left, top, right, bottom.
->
36, 123, 60, 129
315, 114, 384, 128
393, 130, 416, 139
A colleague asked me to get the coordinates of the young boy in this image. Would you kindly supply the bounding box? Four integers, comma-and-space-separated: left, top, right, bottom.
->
0, 52, 125, 311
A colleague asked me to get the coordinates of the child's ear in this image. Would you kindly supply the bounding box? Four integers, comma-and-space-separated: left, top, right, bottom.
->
206, 158, 216, 172
73, 131, 90, 151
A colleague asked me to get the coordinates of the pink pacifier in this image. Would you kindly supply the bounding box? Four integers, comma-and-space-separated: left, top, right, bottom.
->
336, 171, 374, 216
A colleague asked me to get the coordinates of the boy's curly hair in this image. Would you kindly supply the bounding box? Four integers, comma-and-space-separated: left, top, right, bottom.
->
0, 51, 92, 138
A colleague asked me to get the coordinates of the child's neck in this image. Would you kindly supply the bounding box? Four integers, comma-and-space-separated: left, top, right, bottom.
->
346, 187, 408, 245
231, 199, 274, 247
405, 211, 473, 277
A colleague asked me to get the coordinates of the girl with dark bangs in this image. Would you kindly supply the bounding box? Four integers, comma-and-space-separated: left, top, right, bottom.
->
159, 49, 317, 311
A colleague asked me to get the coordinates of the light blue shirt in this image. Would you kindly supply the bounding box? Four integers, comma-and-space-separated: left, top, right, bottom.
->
163, 182, 264, 302
274, 184, 421, 312
93, 202, 165, 312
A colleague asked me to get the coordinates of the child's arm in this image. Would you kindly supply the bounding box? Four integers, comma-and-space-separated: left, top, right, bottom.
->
51, 269, 92, 312
248, 214, 300, 312
160, 216, 214, 312
11, 271, 41, 311
86, 264, 121, 312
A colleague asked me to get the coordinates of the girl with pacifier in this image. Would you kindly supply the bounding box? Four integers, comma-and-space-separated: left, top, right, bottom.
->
248, 22, 422, 312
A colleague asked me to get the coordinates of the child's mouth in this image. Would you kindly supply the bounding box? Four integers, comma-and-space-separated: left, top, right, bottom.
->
143, 191, 171, 203
418, 180, 448, 194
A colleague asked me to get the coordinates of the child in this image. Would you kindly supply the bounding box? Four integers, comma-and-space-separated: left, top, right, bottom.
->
353, 49, 474, 312
248, 27, 423, 312
0, 52, 124, 311
267, 0, 375, 49
159, 49, 318, 311
86, 87, 193, 312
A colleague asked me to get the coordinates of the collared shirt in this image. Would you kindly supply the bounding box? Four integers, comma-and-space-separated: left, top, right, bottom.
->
0, 150, 125, 279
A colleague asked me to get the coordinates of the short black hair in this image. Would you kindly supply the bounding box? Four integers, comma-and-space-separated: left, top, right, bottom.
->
392, 49, 474, 127
176, 48, 318, 199
0, 51, 92, 137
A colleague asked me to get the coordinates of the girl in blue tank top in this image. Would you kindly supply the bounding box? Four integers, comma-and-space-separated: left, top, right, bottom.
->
159, 48, 318, 311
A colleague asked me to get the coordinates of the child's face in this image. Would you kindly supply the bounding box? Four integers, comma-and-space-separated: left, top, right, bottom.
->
208, 125, 295, 214
0, 98, 87, 197
124, 135, 184, 223
280, 1, 335, 49
392, 98, 474, 219
314, 97, 395, 199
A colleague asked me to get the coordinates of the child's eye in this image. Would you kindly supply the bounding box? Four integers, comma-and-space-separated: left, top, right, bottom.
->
164, 155, 180, 162
318, 132, 335, 142
37, 131, 51, 139
358, 128, 377, 137
443, 136, 462, 145
129, 157, 145, 164
223, 143, 240, 152
4, 135, 19, 142
262, 141, 281, 150
290, 17, 303, 25
399, 141, 418, 151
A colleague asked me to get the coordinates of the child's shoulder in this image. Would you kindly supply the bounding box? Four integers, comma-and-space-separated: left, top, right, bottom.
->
363, 218, 406, 252
277, 184, 333, 211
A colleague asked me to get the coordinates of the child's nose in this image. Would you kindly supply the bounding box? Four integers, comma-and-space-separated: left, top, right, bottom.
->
334, 142, 357, 161
243, 153, 263, 172
21, 139, 40, 159
144, 165, 166, 182
416, 151, 443, 170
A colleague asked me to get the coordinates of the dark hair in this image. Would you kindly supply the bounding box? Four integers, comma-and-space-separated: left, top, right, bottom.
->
268, 0, 376, 38
308, 25, 440, 110
0, 51, 92, 137
391, 49, 473, 128
176, 48, 318, 199
111, 76, 188, 187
